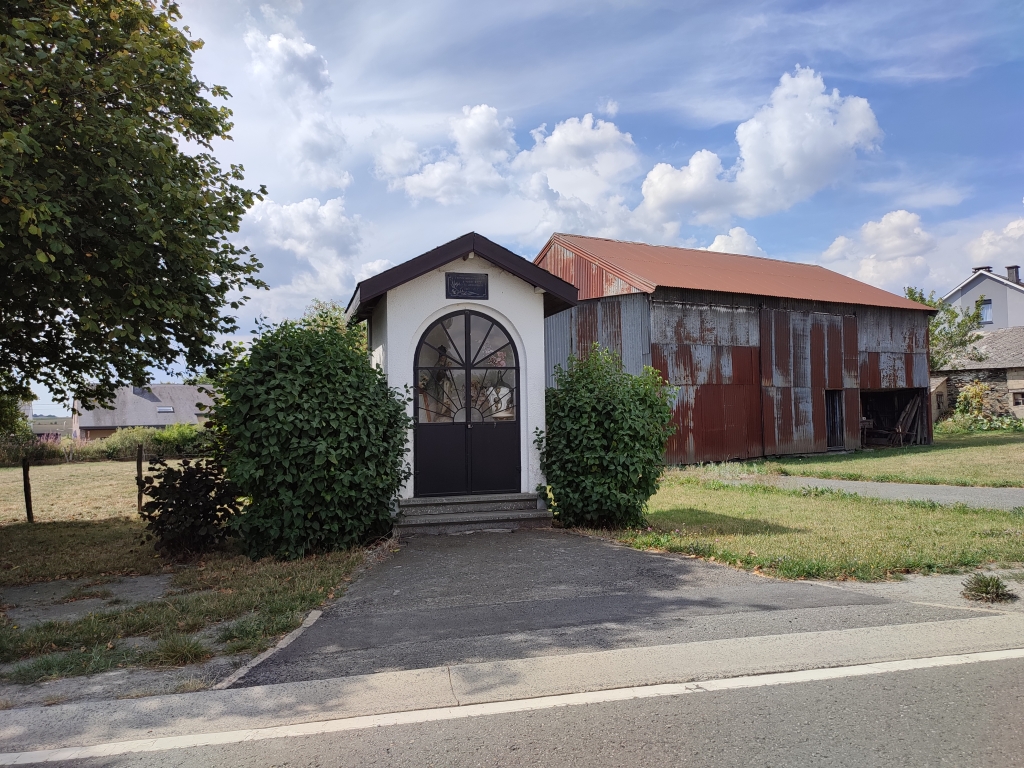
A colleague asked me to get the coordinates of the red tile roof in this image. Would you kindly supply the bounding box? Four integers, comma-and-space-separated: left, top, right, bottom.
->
540, 234, 930, 311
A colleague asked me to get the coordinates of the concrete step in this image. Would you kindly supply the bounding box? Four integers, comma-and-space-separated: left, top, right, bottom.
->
399, 492, 542, 516
397, 493, 551, 535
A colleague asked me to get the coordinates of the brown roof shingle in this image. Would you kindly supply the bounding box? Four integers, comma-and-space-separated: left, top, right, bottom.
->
545, 233, 930, 311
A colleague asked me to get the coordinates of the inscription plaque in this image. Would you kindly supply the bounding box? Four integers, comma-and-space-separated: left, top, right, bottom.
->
445, 272, 488, 300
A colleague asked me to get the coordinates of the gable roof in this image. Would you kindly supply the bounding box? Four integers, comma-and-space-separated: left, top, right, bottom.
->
536, 233, 931, 311
935, 325, 1024, 371
76, 385, 213, 429
346, 232, 578, 321
941, 269, 1024, 302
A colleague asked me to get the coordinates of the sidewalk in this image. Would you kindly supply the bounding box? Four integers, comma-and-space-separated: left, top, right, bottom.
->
2, 613, 1023, 757
765, 476, 1024, 510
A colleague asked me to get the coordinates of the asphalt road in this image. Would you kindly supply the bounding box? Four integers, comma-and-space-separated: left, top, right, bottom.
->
62, 657, 1024, 768
236, 530, 974, 687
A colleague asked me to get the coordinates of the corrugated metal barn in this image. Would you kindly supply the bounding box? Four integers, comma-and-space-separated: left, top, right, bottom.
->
536, 234, 934, 464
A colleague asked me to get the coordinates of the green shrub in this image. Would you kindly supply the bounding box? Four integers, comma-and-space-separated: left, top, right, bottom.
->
217, 301, 411, 559
961, 573, 1018, 603
536, 345, 675, 528
140, 458, 242, 556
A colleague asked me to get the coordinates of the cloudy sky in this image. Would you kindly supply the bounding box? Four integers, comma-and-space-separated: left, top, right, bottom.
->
32, 0, 1024, 409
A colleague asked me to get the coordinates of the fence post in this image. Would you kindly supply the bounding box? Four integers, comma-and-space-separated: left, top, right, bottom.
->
136, 443, 144, 513
22, 456, 33, 523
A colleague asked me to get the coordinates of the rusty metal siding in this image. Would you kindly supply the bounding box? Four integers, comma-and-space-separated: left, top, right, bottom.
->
650, 300, 763, 463
536, 241, 642, 301
543, 294, 652, 387
544, 308, 573, 388
758, 308, 856, 456
844, 387, 860, 449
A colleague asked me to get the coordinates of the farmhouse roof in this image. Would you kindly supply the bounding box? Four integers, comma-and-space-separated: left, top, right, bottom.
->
942, 269, 1024, 302
345, 232, 578, 321
936, 326, 1024, 372
537, 233, 931, 311
76, 385, 213, 429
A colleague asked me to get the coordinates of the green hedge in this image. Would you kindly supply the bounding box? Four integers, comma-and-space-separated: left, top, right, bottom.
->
217, 302, 411, 559
536, 346, 675, 528
0, 424, 214, 467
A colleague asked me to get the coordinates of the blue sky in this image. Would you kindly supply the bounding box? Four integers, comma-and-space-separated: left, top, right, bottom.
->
32, 0, 1024, 411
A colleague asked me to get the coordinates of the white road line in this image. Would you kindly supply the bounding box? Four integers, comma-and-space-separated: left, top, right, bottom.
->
4, 647, 1024, 765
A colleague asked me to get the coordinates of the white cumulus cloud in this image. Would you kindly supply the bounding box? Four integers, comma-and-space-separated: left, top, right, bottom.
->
638, 67, 881, 228
242, 197, 365, 319
821, 209, 935, 290
966, 218, 1024, 266
705, 227, 766, 256
244, 29, 332, 94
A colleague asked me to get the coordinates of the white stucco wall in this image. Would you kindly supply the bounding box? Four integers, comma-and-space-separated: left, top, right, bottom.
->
947, 272, 1024, 331
377, 256, 546, 499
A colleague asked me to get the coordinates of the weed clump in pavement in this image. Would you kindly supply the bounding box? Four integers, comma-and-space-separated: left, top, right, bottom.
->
961, 573, 1018, 603
149, 634, 211, 666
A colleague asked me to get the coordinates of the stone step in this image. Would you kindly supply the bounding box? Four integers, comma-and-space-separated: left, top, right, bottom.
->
399, 492, 543, 517
396, 494, 551, 535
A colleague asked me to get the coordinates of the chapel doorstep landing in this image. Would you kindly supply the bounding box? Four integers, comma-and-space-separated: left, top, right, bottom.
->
396, 493, 551, 536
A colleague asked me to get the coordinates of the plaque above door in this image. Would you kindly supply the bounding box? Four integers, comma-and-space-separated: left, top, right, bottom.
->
445, 272, 488, 300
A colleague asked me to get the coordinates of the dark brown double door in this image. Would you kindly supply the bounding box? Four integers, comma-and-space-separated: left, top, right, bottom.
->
413, 310, 520, 497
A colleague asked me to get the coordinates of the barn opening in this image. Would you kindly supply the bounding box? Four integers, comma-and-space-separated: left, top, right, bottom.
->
859, 389, 929, 446
825, 390, 845, 450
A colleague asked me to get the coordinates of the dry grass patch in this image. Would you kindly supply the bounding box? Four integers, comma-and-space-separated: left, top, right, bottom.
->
0, 518, 162, 587
766, 432, 1024, 487
0, 461, 139, 524
613, 476, 1024, 581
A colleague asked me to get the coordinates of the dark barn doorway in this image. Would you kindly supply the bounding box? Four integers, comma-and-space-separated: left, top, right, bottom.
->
413, 310, 521, 496
860, 389, 929, 447
825, 390, 845, 450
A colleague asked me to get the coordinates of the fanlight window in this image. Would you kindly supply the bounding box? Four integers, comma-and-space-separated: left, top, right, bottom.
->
416, 312, 517, 424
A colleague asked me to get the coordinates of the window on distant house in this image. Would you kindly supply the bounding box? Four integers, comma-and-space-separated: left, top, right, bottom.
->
981, 299, 993, 324
1013, 393, 1024, 407
157, 406, 174, 413
936, 393, 945, 412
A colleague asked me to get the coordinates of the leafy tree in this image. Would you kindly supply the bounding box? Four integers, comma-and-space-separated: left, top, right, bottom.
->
216, 301, 411, 559
0, 394, 30, 437
0, 0, 265, 407
536, 346, 675, 529
905, 287, 986, 371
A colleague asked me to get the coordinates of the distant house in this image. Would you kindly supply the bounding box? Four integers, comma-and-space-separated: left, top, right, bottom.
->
73, 384, 213, 441
933, 326, 1024, 420
942, 265, 1024, 331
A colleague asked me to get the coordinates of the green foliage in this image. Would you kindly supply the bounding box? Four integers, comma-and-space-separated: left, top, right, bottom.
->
0, 0, 266, 406
961, 573, 1018, 603
935, 414, 1024, 435
140, 458, 241, 556
904, 287, 986, 371
954, 380, 991, 417
0, 395, 30, 437
932, 380, 1024, 434
217, 301, 411, 559
536, 345, 675, 528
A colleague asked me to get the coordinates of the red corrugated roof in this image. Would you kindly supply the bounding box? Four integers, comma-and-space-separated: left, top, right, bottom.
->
542, 234, 930, 311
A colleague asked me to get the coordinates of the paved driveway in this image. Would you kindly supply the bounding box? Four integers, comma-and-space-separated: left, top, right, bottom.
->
236, 529, 978, 688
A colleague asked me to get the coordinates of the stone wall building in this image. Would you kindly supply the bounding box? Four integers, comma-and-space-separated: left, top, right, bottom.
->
935, 325, 1024, 419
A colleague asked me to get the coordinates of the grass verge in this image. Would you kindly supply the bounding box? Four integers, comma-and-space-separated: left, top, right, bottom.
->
0, 548, 364, 683
609, 476, 1024, 581
0, 461, 140, 524
764, 431, 1024, 487
0, 519, 162, 587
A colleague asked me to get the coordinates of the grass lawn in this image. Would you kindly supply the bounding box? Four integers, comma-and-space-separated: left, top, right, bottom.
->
0, 461, 139, 524
763, 431, 1024, 488
0, 461, 370, 684
611, 475, 1024, 581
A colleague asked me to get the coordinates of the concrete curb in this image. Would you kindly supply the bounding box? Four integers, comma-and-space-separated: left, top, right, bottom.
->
213, 610, 323, 691
3, 612, 1024, 753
